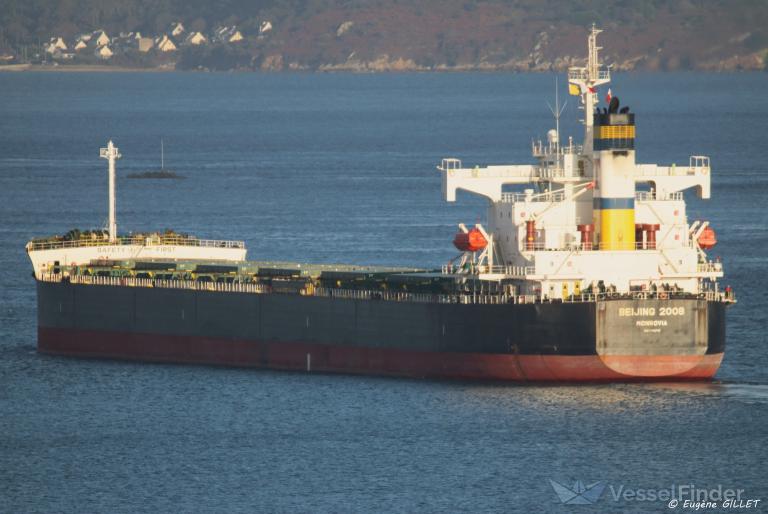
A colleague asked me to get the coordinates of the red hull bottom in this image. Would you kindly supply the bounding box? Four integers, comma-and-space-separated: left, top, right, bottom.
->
38, 327, 723, 382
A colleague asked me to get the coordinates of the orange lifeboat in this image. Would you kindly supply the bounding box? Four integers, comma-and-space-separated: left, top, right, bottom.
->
453, 227, 488, 252
698, 226, 717, 249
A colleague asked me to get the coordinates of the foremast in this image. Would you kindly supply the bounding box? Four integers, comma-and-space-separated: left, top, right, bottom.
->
26, 140, 247, 276
100, 140, 121, 242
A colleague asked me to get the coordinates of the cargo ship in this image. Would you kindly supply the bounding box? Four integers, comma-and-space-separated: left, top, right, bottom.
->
27, 27, 734, 382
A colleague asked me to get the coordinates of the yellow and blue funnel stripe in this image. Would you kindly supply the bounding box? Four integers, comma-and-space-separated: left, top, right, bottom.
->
594, 198, 635, 250
593, 113, 636, 151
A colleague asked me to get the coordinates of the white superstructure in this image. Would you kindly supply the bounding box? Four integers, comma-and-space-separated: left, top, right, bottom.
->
438, 26, 723, 300
27, 140, 247, 275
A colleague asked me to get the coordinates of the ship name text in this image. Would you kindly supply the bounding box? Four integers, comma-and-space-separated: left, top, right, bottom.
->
618, 307, 686, 317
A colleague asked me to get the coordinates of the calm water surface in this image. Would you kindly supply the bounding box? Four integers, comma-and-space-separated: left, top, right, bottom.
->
0, 71, 766, 512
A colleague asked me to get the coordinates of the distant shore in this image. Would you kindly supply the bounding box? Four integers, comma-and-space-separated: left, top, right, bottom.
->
0, 64, 170, 73
1, 62, 765, 73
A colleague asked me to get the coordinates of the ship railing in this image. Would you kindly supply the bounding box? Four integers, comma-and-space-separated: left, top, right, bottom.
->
36, 273, 736, 304
313, 287, 534, 305
501, 191, 566, 203
57, 274, 270, 294
481, 265, 535, 276
440, 264, 534, 276
562, 144, 584, 155
697, 262, 723, 273
690, 155, 710, 169
438, 158, 463, 171
635, 191, 684, 201
523, 241, 695, 252
314, 288, 716, 305
522, 242, 643, 251
536, 167, 566, 179
531, 141, 584, 158
37, 272, 64, 283
564, 290, 731, 302
490, 265, 535, 276
568, 69, 610, 82
314, 287, 442, 304
27, 236, 246, 252
152, 279, 270, 294
703, 290, 736, 303
635, 159, 710, 178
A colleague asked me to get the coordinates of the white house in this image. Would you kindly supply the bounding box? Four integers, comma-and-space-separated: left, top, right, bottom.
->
50, 37, 67, 50
214, 26, 244, 43
185, 31, 208, 45
259, 21, 273, 34
228, 30, 244, 43
74, 40, 88, 51
155, 35, 177, 52
92, 30, 110, 47
45, 37, 67, 54
170, 22, 185, 37
138, 37, 154, 52
95, 45, 113, 59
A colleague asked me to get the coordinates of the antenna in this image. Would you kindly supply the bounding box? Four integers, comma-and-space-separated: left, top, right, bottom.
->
546, 76, 567, 153
161, 138, 164, 170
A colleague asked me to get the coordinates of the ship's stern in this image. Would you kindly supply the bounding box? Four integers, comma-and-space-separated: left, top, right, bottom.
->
595, 298, 726, 379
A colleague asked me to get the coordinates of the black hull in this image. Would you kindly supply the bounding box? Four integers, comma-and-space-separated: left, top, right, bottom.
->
36, 280, 727, 381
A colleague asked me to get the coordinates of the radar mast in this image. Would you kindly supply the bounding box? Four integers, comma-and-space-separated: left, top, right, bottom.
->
567, 24, 611, 153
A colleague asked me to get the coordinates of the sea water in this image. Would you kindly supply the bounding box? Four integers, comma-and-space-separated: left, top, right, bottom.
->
0, 71, 766, 512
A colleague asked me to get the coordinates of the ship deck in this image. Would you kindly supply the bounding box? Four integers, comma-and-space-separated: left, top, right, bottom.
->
34, 254, 736, 307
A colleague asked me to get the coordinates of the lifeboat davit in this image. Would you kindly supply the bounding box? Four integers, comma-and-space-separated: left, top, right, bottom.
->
453, 228, 488, 252
698, 226, 717, 249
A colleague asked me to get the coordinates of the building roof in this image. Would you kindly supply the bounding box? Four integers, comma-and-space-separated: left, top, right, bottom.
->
170, 22, 185, 36
155, 35, 177, 52
95, 45, 113, 58
185, 31, 208, 45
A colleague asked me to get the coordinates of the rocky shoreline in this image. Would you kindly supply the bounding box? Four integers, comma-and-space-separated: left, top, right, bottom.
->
3, 52, 765, 73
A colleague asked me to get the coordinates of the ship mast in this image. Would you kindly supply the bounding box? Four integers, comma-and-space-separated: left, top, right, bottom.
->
546, 77, 567, 156
567, 24, 610, 153
99, 140, 121, 242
